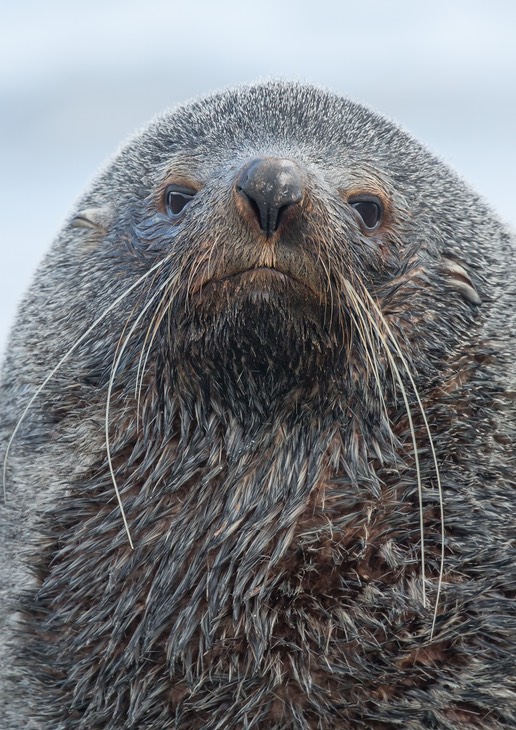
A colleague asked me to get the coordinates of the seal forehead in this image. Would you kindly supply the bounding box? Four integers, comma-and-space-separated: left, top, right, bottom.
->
141, 82, 407, 171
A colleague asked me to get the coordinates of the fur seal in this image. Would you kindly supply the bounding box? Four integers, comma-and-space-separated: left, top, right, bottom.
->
1, 81, 515, 729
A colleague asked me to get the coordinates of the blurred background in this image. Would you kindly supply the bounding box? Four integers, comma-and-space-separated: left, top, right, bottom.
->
1, 0, 515, 352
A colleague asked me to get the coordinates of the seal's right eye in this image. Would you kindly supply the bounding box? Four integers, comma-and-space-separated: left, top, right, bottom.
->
165, 185, 196, 218
348, 195, 383, 231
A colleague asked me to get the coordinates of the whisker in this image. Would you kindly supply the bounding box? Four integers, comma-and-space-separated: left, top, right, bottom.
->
135, 275, 180, 423
360, 288, 445, 638
315, 233, 334, 330
343, 280, 429, 610
105, 288, 168, 549
2, 257, 168, 503
344, 284, 392, 441
185, 247, 213, 313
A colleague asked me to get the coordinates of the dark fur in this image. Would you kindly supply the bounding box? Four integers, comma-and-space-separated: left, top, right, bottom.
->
1, 82, 515, 728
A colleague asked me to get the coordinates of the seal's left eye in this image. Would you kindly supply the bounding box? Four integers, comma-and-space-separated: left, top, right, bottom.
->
165, 185, 196, 218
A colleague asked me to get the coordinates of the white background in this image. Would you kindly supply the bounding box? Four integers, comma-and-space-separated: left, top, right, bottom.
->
1, 0, 515, 352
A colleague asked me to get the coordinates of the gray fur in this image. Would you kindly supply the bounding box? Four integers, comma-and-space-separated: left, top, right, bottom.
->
0, 81, 515, 728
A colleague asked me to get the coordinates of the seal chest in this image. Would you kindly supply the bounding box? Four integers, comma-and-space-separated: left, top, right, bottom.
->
0, 82, 515, 729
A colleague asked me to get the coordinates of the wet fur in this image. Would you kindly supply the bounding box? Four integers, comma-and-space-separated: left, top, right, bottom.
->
1, 82, 515, 728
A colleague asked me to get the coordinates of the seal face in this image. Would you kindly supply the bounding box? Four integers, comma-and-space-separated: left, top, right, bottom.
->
0, 82, 515, 729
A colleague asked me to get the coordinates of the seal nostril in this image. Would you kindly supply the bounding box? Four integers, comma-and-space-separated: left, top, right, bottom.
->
237, 188, 265, 231
274, 201, 294, 231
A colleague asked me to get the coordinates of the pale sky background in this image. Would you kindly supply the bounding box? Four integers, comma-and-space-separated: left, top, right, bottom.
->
1, 0, 515, 353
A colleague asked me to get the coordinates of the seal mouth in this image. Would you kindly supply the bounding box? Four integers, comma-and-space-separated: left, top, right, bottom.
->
197, 266, 321, 300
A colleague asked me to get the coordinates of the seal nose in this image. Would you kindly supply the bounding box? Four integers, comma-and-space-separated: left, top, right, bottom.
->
235, 158, 304, 237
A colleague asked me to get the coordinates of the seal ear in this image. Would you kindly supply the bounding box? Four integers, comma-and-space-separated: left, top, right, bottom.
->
441, 256, 481, 305
71, 206, 113, 233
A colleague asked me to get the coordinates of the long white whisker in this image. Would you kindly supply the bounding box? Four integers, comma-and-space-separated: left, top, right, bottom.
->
105, 289, 165, 549
345, 287, 389, 422
344, 281, 428, 610
134, 276, 178, 423
358, 285, 445, 638
2, 256, 167, 503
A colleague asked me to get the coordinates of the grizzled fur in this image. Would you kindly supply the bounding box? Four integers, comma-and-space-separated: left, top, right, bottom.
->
0, 82, 515, 729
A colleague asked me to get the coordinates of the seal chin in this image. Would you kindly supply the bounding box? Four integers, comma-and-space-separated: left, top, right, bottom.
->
171, 261, 342, 403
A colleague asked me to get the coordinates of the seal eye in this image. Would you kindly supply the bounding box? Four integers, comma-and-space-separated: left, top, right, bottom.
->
349, 196, 383, 230
165, 185, 196, 218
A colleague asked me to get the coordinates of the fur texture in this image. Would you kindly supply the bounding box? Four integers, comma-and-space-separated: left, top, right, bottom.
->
0, 81, 515, 729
